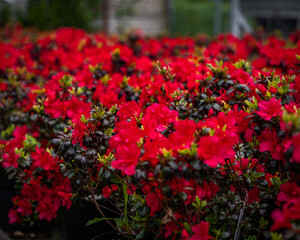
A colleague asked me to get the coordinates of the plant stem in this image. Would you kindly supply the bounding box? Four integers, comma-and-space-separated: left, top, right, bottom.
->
234, 193, 248, 240
90, 189, 131, 239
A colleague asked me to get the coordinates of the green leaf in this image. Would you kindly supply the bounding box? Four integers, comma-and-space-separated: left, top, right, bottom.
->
80, 115, 87, 123
270, 232, 283, 240
251, 172, 265, 178
183, 222, 192, 234
115, 202, 125, 207
259, 217, 268, 228
86, 217, 110, 226
244, 173, 252, 179
23, 134, 38, 150
109, 104, 117, 114
200, 200, 207, 208
270, 177, 281, 187
136, 228, 147, 239
205, 213, 218, 224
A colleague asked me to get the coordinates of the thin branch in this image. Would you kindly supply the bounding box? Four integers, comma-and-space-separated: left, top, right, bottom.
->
89, 188, 131, 240
234, 193, 248, 240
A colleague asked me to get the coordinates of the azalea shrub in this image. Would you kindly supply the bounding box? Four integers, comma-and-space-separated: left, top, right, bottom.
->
1, 26, 300, 239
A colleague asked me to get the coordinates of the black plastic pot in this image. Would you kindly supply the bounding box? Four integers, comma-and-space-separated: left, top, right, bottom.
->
64, 199, 119, 240
0, 175, 18, 233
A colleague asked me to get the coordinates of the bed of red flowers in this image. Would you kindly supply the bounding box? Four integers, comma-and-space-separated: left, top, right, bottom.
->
1, 25, 300, 239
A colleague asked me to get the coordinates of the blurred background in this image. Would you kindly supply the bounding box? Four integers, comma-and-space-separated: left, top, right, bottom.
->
0, 0, 300, 37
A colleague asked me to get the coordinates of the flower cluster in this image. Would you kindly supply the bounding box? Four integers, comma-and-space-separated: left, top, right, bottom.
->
1, 26, 300, 239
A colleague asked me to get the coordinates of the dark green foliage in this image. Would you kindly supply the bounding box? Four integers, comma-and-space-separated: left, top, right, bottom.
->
19, 0, 101, 31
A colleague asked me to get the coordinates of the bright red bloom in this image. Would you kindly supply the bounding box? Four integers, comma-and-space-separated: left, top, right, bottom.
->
71, 119, 88, 145
141, 103, 178, 134
110, 120, 142, 175
140, 136, 166, 166
248, 185, 261, 204
2, 150, 19, 168
146, 191, 162, 217
56, 191, 72, 209
164, 81, 183, 99
8, 209, 22, 224
65, 96, 91, 120
117, 101, 142, 121
181, 229, 190, 240
36, 196, 59, 221
15, 198, 33, 217
168, 119, 196, 150
102, 186, 111, 198
164, 221, 180, 238
197, 134, 236, 168
231, 158, 259, 175
93, 84, 126, 108
277, 182, 300, 202
256, 97, 282, 121
195, 180, 219, 201
21, 178, 43, 201
190, 221, 211, 240
271, 209, 292, 231
31, 146, 58, 171
111, 184, 118, 192
258, 129, 284, 160
44, 98, 67, 119
0, 82, 8, 91
291, 133, 300, 163
4, 125, 28, 152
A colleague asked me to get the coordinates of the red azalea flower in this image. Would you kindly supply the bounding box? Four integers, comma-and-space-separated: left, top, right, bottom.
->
277, 182, 300, 202
31, 146, 57, 171
44, 98, 67, 119
71, 119, 88, 145
168, 119, 196, 150
164, 221, 180, 238
2, 150, 19, 168
36, 196, 59, 221
271, 209, 292, 231
258, 129, 284, 160
197, 136, 225, 168
146, 191, 162, 217
110, 120, 142, 175
256, 97, 282, 121
111, 184, 118, 192
197, 134, 237, 168
65, 96, 91, 120
8, 209, 22, 224
181, 229, 190, 240
117, 101, 142, 121
0, 82, 8, 91
284, 198, 300, 221
164, 81, 183, 99
102, 186, 111, 198
190, 221, 211, 240
13, 125, 28, 139
195, 180, 219, 201
93, 84, 126, 108
291, 133, 300, 163
21, 178, 43, 201
248, 185, 261, 204
56, 191, 72, 209
15, 198, 33, 217
140, 136, 165, 166
141, 103, 178, 131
